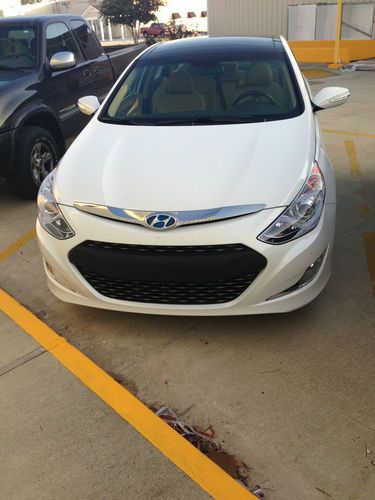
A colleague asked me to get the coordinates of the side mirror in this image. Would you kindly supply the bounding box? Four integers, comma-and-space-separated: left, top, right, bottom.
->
312, 87, 350, 111
50, 51, 76, 71
78, 95, 100, 116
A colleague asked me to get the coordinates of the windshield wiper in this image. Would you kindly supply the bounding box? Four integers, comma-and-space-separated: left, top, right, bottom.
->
101, 115, 264, 126
152, 115, 260, 126
101, 117, 153, 126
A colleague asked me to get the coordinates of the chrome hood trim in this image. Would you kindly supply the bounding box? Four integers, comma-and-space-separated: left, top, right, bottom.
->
73, 202, 267, 230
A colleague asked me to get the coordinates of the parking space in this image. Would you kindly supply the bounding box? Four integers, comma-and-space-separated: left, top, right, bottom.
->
0, 313, 210, 500
1, 69, 375, 500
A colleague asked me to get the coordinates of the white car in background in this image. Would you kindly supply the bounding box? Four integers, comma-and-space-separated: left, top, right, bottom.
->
37, 36, 349, 315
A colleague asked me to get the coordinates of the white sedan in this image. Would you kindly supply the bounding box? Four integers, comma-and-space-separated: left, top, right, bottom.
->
36, 36, 349, 315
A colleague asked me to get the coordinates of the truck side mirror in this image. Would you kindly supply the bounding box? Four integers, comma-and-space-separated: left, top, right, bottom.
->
78, 95, 100, 116
50, 51, 76, 71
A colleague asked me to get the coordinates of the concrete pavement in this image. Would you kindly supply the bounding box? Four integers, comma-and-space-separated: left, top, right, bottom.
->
0, 313, 208, 500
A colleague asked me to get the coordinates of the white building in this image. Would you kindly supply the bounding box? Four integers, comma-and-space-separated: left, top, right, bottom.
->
155, 0, 207, 32
207, 0, 375, 40
1, 0, 24, 16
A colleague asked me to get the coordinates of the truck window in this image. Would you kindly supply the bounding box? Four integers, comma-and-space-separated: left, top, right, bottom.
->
70, 20, 103, 60
0, 25, 36, 70
46, 22, 82, 62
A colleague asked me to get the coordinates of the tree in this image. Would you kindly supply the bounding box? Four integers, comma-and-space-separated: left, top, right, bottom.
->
100, 0, 165, 44
20, 0, 43, 4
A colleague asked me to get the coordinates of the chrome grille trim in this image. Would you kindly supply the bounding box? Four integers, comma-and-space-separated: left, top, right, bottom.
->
73, 202, 266, 230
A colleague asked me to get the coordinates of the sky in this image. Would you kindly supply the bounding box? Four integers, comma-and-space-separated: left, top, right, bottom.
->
1, 0, 24, 16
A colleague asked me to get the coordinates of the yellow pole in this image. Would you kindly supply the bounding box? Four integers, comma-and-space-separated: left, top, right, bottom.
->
331, 0, 343, 68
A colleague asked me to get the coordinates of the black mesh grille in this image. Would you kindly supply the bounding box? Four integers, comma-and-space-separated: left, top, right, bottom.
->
78, 268, 257, 304
69, 241, 267, 305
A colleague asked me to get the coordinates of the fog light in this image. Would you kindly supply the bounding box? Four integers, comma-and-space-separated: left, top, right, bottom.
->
267, 251, 326, 301
45, 261, 76, 292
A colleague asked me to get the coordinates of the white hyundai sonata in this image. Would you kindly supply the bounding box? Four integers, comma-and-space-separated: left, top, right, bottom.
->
37, 36, 349, 316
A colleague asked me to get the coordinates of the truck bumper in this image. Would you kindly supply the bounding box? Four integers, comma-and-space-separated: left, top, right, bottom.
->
0, 129, 12, 177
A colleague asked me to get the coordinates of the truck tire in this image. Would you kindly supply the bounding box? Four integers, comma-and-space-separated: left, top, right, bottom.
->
7, 126, 60, 199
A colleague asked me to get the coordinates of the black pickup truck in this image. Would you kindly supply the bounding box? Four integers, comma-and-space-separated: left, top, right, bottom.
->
0, 15, 145, 198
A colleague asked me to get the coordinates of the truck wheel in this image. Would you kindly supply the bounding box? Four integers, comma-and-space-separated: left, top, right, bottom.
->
7, 126, 60, 199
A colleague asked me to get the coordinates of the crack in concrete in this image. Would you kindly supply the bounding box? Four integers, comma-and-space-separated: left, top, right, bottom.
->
0, 347, 46, 377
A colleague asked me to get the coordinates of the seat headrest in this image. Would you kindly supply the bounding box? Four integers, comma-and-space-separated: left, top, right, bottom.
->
246, 61, 273, 86
9, 39, 28, 57
192, 74, 216, 93
167, 71, 194, 94
220, 62, 238, 81
0, 38, 10, 56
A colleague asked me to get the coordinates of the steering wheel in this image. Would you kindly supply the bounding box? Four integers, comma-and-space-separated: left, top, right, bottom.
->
233, 89, 277, 107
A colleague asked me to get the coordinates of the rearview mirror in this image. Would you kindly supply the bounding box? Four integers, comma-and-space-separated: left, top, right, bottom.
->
78, 95, 100, 116
312, 87, 350, 111
50, 51, 76, 71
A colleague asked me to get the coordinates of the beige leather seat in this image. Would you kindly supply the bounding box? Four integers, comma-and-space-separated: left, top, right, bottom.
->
220, 62, 239, 107
234, 61, 285, 110
191, 74, 218, 111
153, 70, 206, 114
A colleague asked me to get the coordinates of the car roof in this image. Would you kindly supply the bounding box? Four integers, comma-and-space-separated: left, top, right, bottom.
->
144, 36, 283, 61
0, 15, 84, 25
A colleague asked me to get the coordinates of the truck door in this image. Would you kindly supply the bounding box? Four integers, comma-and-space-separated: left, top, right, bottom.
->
70, 19, 114, 104
45, 21, 95, 141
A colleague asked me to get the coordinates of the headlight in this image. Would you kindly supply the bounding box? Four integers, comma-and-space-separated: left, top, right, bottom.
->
37, 170, 75, 240
258, 161, 325, 244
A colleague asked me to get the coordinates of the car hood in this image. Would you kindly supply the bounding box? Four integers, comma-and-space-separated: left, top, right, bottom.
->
56, 112, 315, 211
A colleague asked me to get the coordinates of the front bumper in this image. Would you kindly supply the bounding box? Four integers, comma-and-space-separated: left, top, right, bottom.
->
37, 203, 336, 315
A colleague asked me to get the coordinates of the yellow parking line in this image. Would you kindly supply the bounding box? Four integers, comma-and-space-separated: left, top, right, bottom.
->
323, 129, 375, 139
345, 140, 361, 179
345, 140, 371, 218
364, 233, 375, 296
0, 228, 36, 263
0, 288, 254, 500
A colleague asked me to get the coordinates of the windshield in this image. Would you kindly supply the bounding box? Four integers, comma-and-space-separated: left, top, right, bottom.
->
0, 25, 37, 71
101, 50, 303, 125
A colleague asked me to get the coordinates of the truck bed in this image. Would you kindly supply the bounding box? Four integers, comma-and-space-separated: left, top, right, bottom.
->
104, 44, 146, 80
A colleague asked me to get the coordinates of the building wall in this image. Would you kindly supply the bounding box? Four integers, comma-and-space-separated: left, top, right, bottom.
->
207, 0, 375, 38
22, 0, 93, 17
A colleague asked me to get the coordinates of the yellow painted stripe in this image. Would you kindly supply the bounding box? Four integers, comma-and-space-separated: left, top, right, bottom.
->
323, 129, 375, 139
358, 202, 370, 221
0, 228, 36, 263
364, 233, 375, 296
345, 140, 371, 218
345, 140, 361, 179
302, 69, 333, 79
0, 288, 255, 500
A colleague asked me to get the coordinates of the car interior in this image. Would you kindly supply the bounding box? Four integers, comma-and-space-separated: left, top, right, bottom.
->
0, 28, 36, 69
106, 57, 299, 121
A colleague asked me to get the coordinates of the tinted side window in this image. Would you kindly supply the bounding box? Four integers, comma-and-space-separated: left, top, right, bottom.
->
46, 22, 82, 62
70, 20, 103, 60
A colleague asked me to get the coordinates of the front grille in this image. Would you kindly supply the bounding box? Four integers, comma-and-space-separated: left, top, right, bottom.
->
69, 241, 267, 306
77, 268, 257, 304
